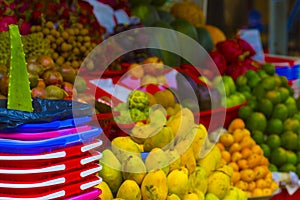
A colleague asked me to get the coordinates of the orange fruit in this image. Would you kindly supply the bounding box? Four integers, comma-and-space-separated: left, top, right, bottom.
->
228, 162, 239, 172
238, 159, 249, 170
251, 145, 263, 155
263, 188, 272, 196
256, 179, 267, 189
240, 136, 256, 150
248, 181, 256, 192
229, 143, 242, 153
265, 176, 273, 186
247, 191, 253, 197
219, 133, 234, 147
241, 148, 252, 159
231, 152, 242, 162
228, 118, 245, 133
203, 24, 226, 46
252, 188, 263, 197
232, 129, 245, 143
254, 166, 267, 180
271, 181, 279, 191
220, 158, 227, 165
221, 151, 231, 163
216, 142, 225, 151
235, 180, 248, 191
260, 157, 270, 166
265, 171, 273, 180
248, 154, 262, 168
240, 169, 256, 182
243, 129, 251, 137
232, 171, 241, 184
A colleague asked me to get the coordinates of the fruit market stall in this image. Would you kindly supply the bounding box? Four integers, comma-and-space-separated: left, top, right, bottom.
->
2, 0, 300, 200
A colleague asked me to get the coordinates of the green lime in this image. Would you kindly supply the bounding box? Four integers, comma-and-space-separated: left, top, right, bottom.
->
287, 85, 295, 97
262, 63, 276, 75
281, 131, 298, 150
237, 85, 251, 93
229, 93, 244, 106
238, 105, 253, 120
245, 69, 257, 79
297, 139, 300, 151
286, 97, 297, 117
283, 118, 300, 132
262, 76, 276, 90
247, 97, 257, 109
296, 97, 300, 110
266, 134, 281, 149
253, 84, 266, 99
265, 90, 282, 105
271, 103, 288, 121
296, 163, 300, 177
222, 75, 236, 95
293, 112, 300, 122
297, 152, 300, 162
286, 150, 298, 165
225, 97, 234, 108
260, 143, 271, 159
242, 91, 252, 100
279, 163, 296, 172
279, 75, 288, 87
246, 112, 267, 132
278, 87, 290, 102
236, 75, 247, 87
266, 118, 283, 135
270, 147, 287, 167
235, 92, 246, 104
269, 163, 278, 172
248, 73, 261, 88
286, 96, 296, 105
257, 98, 273, 118
252, 130, 265, 144
256, 69, 269, 79
274, 74, 282, 87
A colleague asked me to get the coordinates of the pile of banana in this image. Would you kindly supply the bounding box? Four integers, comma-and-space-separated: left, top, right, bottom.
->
96, 107, 247, 200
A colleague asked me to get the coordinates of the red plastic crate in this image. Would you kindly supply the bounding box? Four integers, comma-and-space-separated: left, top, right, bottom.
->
195, 101, 248, 132
0, 140, 102, 168
0, 153, 101, 181
0, 176, 101, 200
0, 165, 101, 195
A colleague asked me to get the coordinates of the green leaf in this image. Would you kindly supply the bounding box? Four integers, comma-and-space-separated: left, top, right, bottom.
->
7, 25, 33, 112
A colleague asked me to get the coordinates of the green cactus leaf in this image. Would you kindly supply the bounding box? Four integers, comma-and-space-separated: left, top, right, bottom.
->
7, 25, 33, 112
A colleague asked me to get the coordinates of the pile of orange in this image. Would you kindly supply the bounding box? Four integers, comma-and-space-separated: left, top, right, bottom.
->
217, 118, 279, 197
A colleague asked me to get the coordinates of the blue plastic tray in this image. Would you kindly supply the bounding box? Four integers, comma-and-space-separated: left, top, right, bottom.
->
3, 116, 92, 133
0, 127, 102, 154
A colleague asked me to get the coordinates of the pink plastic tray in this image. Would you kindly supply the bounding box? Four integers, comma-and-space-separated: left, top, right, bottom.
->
0, 126, 92, 140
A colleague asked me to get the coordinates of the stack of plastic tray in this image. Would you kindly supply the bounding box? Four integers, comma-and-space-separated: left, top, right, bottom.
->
0, 116, 103, 200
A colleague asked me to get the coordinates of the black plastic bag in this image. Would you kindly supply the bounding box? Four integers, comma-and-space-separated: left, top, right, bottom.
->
0, 98, 93, 130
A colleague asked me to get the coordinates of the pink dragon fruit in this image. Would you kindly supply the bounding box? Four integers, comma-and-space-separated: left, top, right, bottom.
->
209, 50, 227, 76
0, 16, 17, 32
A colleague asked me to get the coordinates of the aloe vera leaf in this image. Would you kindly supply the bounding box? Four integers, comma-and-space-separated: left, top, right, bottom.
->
7, 25, 33, 112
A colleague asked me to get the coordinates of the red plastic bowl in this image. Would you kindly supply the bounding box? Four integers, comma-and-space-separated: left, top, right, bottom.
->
195, 101, 247, 132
